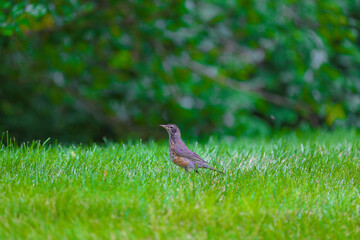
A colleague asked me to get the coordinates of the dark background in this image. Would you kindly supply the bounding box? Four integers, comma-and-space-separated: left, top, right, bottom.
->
1, 0, 359, 143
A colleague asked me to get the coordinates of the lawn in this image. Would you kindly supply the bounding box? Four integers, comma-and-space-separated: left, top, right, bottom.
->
0, 131, 359, 239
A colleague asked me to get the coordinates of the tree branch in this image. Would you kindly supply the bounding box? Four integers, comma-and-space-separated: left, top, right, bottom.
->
181, 58, 320, 126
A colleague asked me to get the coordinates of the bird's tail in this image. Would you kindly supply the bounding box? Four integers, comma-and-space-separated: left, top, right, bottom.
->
207, 166, 225, 174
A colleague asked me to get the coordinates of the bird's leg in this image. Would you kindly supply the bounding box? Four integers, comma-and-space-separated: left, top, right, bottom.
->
194, 164, 200, 174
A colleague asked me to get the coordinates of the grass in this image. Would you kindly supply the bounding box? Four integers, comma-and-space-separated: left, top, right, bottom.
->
0, 130, 360, 239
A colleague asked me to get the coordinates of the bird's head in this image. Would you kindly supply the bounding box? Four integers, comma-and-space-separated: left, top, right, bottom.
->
160, 124, 181, 138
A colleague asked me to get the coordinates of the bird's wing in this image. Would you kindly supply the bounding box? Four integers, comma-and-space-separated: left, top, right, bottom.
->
174, 145, 208, 164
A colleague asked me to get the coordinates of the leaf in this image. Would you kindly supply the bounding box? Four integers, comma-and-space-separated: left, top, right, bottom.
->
326, 104, 346, 126
109, 50, 133, 69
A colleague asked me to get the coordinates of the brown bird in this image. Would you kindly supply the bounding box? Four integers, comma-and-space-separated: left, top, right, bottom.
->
160, 124, 224, 174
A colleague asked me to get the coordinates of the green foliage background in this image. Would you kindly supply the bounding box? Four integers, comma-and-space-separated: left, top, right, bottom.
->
1, 0, 359, 142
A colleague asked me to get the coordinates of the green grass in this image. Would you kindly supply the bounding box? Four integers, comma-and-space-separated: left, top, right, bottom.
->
1, 131, 360, 239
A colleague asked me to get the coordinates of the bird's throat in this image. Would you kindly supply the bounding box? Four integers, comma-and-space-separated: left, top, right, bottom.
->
169, 134, 181, 147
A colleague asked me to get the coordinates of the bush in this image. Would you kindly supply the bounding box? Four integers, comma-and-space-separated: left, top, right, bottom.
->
1, 0, 359, 142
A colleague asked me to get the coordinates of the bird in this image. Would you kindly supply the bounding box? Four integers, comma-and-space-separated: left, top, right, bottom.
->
160, 124, 224, 174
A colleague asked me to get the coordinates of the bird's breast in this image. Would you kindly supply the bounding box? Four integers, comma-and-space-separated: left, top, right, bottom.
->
169, 148, 189, 168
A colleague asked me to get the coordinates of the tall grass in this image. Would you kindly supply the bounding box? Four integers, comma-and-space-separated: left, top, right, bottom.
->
0, 131, 359, 239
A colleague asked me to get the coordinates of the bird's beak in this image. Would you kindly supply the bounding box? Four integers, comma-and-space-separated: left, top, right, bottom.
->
159, 125, 167, 129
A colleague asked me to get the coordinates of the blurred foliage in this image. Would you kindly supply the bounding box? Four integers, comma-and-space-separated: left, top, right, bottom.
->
0, 0, 359, 142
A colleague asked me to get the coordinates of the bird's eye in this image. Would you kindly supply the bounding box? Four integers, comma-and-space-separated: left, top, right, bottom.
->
170, 126, 173, 128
